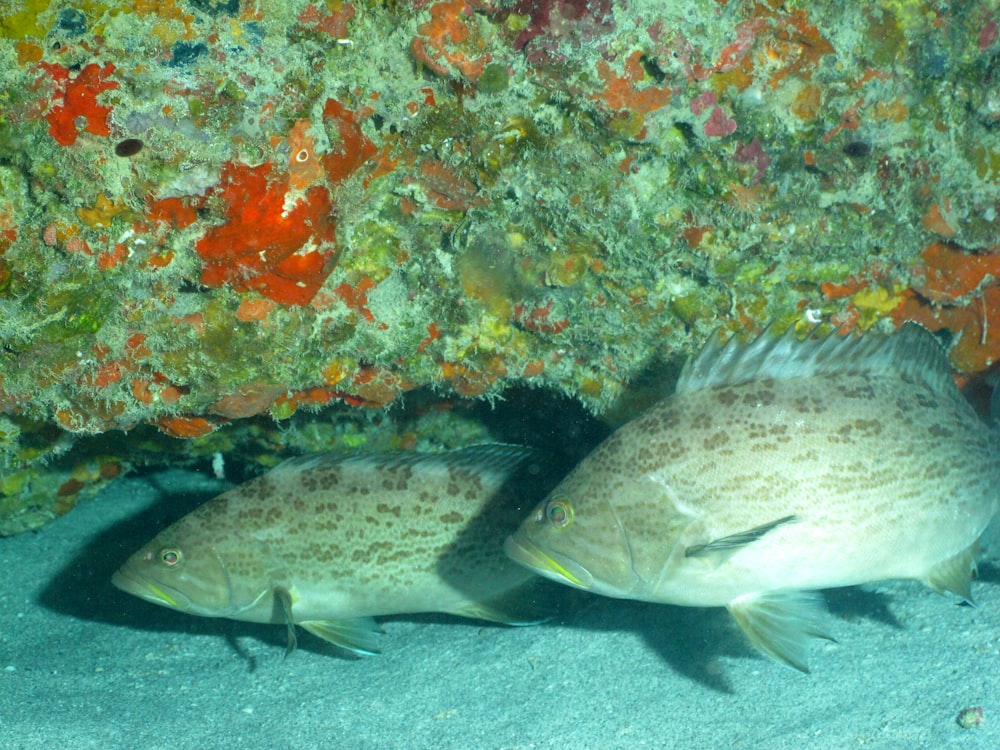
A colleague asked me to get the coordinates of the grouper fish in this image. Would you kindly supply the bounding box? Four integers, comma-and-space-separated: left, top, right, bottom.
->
113, 445, 545, 655
504, 323, 1000, 671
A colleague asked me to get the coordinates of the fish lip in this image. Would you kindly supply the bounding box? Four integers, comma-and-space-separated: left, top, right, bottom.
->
503, 534, 593, 590
111, 567, 191, 611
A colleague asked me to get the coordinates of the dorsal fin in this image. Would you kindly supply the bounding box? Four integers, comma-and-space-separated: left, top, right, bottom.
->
268, 443, 533, 480
676, 322, 956, 397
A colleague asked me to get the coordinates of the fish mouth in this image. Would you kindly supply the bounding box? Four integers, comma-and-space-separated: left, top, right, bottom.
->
112, 567, 191, 611
503, 534, 593, 590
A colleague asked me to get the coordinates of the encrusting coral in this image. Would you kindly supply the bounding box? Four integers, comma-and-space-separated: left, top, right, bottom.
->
0, 0, 998, 532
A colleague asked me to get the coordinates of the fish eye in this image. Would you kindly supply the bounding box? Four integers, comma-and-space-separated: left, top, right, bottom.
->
545, 498, 574, 529
159, 548, 182, 567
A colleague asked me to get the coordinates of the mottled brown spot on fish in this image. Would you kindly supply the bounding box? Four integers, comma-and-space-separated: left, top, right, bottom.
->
691, 411, 714, 430
377, 503, 401, 517
835, 381, 877, 400
928, 423, 952, 438
854, 418, 882, 435
792, 393, 828, 414
715, 389, 739, 407
703, 431, 730, 451
240, 506, 264, 522
742, 384, 776, 407
352, 540, 393, 562
662, 437, 689, 460
404, 526, 436, 539
768, 423, 791, 441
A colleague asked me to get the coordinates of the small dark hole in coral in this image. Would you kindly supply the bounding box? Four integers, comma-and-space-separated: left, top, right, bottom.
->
639, 54, 666, 83
673, 121, 696, 145
115, 138, 144, 157
843, 141, 871, 159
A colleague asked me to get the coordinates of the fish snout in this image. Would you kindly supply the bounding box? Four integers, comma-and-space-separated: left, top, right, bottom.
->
111, 566, 191, 611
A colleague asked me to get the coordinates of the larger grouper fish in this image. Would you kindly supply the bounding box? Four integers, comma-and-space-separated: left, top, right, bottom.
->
504, 323, 1000, 672
114, 445, 548, 656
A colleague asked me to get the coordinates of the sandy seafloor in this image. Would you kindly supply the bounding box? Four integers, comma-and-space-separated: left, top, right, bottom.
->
3, 466, 1000, 750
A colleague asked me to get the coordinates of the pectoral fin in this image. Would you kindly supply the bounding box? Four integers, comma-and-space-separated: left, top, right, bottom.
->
299, 617, 382, 656
727, 589, 833, 673
922, 539, 979, 604
274, 586, 298, 657
273, 584, 381, 656
447, 580, 553, 626
685, 515, 798, 561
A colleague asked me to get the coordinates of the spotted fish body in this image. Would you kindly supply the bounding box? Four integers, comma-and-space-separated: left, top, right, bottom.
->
505, 323, 1000, 671
113, 445, 543, 655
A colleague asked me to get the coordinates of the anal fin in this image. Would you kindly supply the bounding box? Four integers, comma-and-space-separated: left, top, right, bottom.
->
299, 617, 382, 656
727, 589, 833, 673
922, 539, 979, 604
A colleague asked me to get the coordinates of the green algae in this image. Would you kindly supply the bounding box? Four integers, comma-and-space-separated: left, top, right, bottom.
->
0, 0, 53, 40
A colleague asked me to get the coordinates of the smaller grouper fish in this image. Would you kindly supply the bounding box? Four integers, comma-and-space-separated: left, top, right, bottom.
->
113, 445, 546, 656
505, 323, 1000, 671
